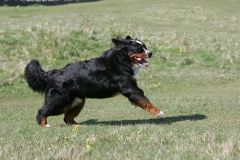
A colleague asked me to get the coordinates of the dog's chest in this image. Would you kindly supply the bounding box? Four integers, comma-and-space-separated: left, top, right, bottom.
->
132, 64, 142, 79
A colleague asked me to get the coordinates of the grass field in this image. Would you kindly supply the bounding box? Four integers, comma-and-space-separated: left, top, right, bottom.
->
1, 0, 240, 159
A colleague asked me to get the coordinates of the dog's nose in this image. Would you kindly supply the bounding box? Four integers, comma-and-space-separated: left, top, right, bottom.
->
148, 52, 152, 58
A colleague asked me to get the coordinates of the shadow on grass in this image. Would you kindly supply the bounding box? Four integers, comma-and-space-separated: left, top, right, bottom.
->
1, 0, 101, 6
79, 114, 207, 126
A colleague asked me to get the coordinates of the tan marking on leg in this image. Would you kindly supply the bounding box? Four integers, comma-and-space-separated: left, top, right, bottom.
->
133, 99, 161, 116
40, 117, 47, 127
64, 99, 85, 125
62, 105, 71, 114
145, 101, 161, 116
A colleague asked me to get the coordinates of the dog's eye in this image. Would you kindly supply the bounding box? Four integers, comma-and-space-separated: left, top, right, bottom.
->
137, 47, 142, 52
137, 45, 143, 51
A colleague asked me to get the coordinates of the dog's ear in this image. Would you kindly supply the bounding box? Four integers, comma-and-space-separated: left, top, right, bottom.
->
112, 38, 128, 46
126, 36, 132, 40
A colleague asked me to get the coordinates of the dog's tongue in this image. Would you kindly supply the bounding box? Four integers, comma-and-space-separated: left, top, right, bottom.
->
135, 57, 148, 67
140, 59, 148, 67
135, 57, 142, 61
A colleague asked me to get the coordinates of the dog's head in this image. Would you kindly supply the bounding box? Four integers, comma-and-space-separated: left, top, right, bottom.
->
112, 36, 152, 67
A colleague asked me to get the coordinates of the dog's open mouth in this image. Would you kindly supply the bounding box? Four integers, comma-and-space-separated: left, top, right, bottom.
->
134, 57, 148, 67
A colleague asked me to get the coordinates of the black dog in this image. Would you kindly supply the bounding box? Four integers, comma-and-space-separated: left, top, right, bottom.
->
25, 36, 163, 127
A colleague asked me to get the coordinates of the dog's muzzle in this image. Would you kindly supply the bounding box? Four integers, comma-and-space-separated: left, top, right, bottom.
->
147, 52, 152, 58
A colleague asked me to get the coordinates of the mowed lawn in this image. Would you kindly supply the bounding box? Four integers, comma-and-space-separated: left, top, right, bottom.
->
0, 0, 240, 159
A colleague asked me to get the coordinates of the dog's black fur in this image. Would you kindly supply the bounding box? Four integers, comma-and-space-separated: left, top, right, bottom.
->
25, 36, 162, 127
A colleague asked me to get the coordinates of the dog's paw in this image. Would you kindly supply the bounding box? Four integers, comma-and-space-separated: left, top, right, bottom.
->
45, 124, 51, 127
157, 111, 164, 117
131, 103, 137, 109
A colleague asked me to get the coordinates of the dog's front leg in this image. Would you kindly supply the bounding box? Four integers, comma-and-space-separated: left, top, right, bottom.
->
120, 81, 163, 117
130, 95, 164, 117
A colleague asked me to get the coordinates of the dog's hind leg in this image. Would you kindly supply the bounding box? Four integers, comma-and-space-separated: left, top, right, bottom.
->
36, 88, 71, 127
64, 98, 85, 126
37, 107, 51, 127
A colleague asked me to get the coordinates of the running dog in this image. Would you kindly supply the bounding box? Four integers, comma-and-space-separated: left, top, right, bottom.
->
24, 36, 163, 127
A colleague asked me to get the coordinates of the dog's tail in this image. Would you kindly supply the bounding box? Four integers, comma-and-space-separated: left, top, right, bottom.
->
24, 59, 48, 93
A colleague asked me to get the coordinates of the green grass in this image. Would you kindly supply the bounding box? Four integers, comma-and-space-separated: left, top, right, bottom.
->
1, 0, 240, 159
